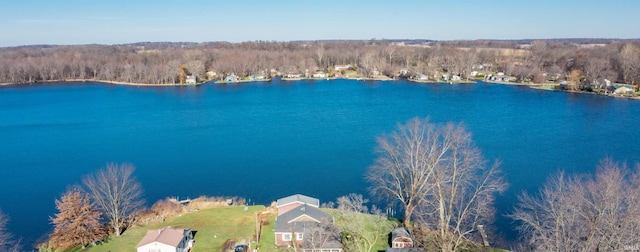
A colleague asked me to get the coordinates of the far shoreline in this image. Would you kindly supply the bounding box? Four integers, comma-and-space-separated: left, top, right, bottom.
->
2, 77, 638, 100
0, 79, 208, 87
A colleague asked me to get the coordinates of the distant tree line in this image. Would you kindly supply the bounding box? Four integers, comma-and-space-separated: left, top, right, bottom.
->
1, 39, 639, 90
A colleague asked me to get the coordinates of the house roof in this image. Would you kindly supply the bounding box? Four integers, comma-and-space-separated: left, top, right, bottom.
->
386, 248, 423, 252
391, 227, 412, 241
136, 227, 188, 248
275, 204, 331, 232
276, 194, 319, 208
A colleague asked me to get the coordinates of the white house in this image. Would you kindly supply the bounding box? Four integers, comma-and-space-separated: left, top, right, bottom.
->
614, 86, 634, 95
185, 75, 197, 84
334, 64, 352, 71
312, 72, 327, 78
136, 227, 194, 252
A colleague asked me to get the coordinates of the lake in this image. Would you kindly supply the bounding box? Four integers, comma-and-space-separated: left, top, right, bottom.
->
1, 79, 639, 248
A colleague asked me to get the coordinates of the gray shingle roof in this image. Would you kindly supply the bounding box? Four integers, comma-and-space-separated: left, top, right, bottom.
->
276, 194, 319, 208
275, 204, 332, 232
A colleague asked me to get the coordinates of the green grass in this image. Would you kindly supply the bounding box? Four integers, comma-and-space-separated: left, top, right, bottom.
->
73, 206, 266, 252
62, 206, 502, 252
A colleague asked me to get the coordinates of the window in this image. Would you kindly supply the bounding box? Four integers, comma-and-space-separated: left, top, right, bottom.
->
296, 233, 304, 240
283, 233, 292, 241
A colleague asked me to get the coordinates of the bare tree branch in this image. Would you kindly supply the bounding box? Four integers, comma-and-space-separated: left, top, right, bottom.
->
82, 163, 145, 236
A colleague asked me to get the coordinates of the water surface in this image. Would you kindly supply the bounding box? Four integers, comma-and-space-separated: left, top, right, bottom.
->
0, 80, 638, 247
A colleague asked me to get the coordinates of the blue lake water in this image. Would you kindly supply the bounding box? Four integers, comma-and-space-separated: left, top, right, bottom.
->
1, 79, 639, 248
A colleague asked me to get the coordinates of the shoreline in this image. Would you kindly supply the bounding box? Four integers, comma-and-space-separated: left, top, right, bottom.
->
2, 77, 637, 100
0, 79, 207, 87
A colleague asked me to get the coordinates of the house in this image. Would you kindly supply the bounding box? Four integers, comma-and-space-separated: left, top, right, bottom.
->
470, 71, 479, 77
226, 74, 239, 82
451, 75, 461, 81
390, 228, 413, 248
185, 75, 196, 84
274, 195, 342, 252
285, 73, 302, 78
334, 64, 352, 71
136, 227, 194, 252
614, 86, 634, 95
385, 227, 421, 252
312, 72, 326, 78
417, 74, 429, 81
488, 75, 511, 82
276, 194, 320, 215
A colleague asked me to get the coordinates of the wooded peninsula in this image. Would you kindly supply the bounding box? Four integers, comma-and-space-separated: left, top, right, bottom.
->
1, 39, 639, 97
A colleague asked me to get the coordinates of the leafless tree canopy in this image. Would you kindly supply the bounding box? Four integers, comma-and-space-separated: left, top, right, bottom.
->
0, 209, 20, 252
367, 118, 444, 224
82, 163, 144, 236
511, 158, 640, 251
367, 118, 507, 251
303, 218, 341, 252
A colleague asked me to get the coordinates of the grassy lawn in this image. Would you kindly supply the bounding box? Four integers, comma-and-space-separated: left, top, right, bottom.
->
73, 205, 266, 252
61, 206, 501, 252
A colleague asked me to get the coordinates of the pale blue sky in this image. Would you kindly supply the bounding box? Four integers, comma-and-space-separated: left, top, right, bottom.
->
1, 0, 638, 47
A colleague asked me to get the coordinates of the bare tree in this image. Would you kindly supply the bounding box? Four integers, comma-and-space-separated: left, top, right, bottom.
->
367, 118, 443, 224
416, 122, 506, 251
83, 163, 144, 236
335, 194, 396, 252
0, 210, 20, 252
304, 218, 341, 252
49, 186, 105, 249
620, 43, 640, 86
367, 118, 506, 251
511, 158, 640, 251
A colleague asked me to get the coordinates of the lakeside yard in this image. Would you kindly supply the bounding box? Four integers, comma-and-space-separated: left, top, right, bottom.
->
69, 206, 267, 252
65, 205, 391, 252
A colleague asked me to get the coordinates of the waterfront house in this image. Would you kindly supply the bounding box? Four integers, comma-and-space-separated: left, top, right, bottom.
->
274, 194, 342, 252
276, 194, 320, 215
185, 75, 196, 84
285, 73, 302, 79
312, 72, 327, 78
334, 64, 352, 71
226, 74, 239, 82
136, 227, 194, 252
614, 86, 634, 95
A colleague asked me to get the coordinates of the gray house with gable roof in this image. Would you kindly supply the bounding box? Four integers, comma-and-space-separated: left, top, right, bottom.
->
274, 194, 342, 252
276, 194, 320, 215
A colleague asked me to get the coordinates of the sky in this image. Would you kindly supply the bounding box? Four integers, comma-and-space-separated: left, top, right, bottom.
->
1, 0, 639, 47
